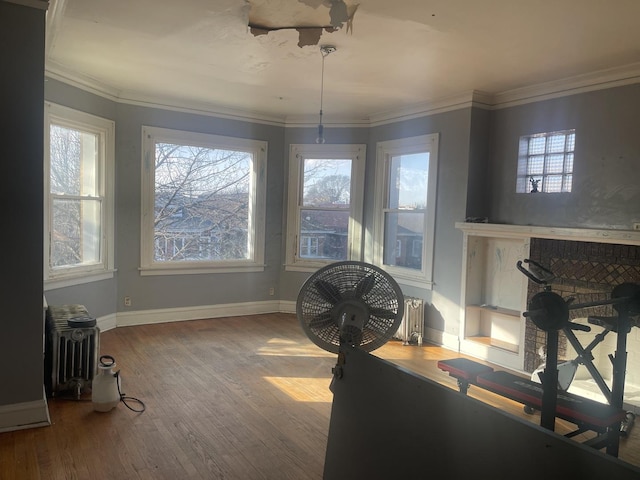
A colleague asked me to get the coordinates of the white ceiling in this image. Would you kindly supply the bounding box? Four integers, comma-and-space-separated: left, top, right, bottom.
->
45, 0, 640, 124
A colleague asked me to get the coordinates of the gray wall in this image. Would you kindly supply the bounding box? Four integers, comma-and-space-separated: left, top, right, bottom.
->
0, 1, 47, 407
43, 79, 118, 318
368, 109, 473, 337
488, 84, 640, 229
278, 126, 371, 301
44, 82, 286, 313
113, 103, 285, 311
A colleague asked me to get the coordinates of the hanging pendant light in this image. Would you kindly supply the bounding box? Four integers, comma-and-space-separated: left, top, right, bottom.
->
316, 45, 336, 144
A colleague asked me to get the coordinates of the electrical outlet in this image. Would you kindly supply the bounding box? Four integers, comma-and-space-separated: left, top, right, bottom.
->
633, 223, 640, 231
269, 287, 275, 296
124, 296, 132, 307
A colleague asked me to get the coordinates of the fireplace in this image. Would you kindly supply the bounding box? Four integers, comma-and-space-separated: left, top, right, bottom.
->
524, 238, 640, 406
457, 222, 640, 408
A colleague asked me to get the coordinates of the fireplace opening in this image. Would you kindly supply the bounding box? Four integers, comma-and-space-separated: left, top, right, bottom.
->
525, 238, 640, 410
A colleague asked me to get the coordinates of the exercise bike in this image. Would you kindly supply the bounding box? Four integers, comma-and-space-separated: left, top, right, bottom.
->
518, 259, 640, 455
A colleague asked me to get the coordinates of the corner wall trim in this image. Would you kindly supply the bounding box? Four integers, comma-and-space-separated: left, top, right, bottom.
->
0, 389, 51, 433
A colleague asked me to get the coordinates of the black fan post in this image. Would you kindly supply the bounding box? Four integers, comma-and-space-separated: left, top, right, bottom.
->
296, 261, 405, 353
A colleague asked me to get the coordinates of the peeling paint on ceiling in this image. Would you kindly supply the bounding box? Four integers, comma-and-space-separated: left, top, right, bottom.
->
248, 0, 358, 47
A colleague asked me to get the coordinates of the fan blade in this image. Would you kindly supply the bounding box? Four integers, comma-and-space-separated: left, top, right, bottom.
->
314, 279, 343, 305
369, 307, 398, 320
354, 273, 375, 298
309, 310, 335, 330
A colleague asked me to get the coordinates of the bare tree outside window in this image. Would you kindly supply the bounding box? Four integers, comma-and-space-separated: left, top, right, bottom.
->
153, 142, 252, 262
299, 159, 351, 260
49, 124, 101, 268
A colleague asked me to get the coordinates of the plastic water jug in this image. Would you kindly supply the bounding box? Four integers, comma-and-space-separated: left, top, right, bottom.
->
92, 355, 121, 412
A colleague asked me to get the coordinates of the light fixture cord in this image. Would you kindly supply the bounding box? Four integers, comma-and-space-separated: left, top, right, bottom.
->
319, 51, 327, 125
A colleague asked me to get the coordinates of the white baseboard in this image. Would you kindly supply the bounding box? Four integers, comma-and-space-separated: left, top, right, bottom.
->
97, 312, 117, 332
424, 326, 459, 353
0, 388, 51, 433
279, 300, 296, 314
116, 300, 285, 327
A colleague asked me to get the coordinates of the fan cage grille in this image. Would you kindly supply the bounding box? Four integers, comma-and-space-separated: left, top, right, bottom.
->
297, 262, 404, 353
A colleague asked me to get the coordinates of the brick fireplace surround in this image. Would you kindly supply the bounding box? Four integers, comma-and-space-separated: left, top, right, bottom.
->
525, 239, 640, 390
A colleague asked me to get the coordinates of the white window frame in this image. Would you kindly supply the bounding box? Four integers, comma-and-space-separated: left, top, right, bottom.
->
141, 126, 267, 275
372, 134, 439, 289
44, 102, 115, 289
285, 144, 366, 272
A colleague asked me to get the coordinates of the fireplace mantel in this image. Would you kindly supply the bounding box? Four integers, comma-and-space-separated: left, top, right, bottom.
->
456, 222, 640, 246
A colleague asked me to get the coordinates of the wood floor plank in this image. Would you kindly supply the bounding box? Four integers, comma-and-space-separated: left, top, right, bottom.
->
1, 313, 638, 479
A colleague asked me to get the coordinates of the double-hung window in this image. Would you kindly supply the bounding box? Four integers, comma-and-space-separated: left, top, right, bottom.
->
285, 144, 366, 271
141, 127, 267, 274
373, 134, 439, 288
44, 103, 115, 288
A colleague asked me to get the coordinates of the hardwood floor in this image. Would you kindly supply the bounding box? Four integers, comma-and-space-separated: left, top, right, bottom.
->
1, 313, 639, 479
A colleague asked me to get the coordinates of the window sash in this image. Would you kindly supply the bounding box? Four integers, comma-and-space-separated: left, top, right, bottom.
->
285, 144, 365, 271
372, 134, 439, 288
141, 126, 266, 274
44, 102, 114, 286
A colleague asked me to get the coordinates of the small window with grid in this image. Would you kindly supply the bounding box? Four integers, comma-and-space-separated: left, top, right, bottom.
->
516, 129, 575, 193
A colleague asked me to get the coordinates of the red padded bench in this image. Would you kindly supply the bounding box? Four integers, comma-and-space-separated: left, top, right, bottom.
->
436, 357, 494, 394
437, 358, 626, 450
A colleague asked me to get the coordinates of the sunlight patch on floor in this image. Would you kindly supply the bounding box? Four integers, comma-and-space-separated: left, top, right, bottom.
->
263, 376, 333, 402
257, 338, 335, 357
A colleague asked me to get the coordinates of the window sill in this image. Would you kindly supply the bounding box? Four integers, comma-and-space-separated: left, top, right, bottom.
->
45, 269, 116, 290
139, 264, 266, 276
284, 261, 339, 273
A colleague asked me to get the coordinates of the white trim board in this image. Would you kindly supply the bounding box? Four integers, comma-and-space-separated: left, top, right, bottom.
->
115, 300, 288, 328
0, 389, 50, 433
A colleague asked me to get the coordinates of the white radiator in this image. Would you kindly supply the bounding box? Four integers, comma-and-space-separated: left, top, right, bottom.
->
45, 305, 100, 398
393, 296, 424, 345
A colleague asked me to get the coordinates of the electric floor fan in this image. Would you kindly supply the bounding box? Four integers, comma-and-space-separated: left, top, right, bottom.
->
296, 261, 404, 354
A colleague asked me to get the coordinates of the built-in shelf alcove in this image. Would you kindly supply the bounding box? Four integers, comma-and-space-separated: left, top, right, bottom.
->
457, 221, 640, 410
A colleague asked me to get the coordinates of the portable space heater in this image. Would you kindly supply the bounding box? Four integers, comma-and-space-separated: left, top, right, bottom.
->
45, 304, 100, 399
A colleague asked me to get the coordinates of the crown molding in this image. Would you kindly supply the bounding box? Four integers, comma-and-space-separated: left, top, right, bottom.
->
45, 60, 640, 128
284, 115, 371, 128
116, 91, 286, 127
491, 62, 640, 109
46, 62, 122, 101
368, 91, 496, 127
45, 62, 287, 126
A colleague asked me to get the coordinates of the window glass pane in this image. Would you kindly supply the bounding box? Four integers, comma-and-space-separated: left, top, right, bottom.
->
543, 175, 563, 193
528, 137, 546, 155
566, 133, 576, 151
383, 212, 424, 270
50, 124, 98, 196
299, 209, 349, 260
562, 174, 572, 192
527, 155, 544, 175
388, 153, 429, 210
302, 159, 351, 208
153, 143, 251, 262
547, 134, 566, 153
546, 154, 565, 173
51, 198, 101, 267
565, 153, 574, 173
